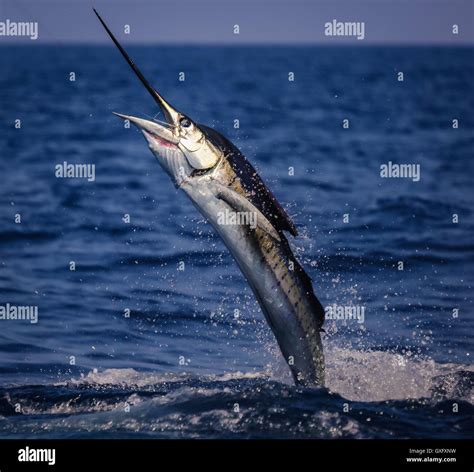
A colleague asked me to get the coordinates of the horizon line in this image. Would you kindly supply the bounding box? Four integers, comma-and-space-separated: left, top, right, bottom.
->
0, 40, 472, 47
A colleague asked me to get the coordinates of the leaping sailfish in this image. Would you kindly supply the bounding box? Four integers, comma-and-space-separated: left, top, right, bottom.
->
94, 9, 325, 386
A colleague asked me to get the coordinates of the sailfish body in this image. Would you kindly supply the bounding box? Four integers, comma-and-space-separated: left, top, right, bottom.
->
94, 10, 325, 386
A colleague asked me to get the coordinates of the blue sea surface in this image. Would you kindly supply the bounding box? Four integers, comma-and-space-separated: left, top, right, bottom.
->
0, 45, 472, 438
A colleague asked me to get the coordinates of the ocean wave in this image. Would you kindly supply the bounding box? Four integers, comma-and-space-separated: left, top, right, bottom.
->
0, 347, 471, 439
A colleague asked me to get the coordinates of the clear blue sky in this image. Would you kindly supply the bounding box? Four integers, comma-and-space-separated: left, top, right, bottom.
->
0, 0, 472, 44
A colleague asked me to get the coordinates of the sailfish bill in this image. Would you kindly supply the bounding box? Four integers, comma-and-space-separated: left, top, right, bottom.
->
93, 9, 179, 124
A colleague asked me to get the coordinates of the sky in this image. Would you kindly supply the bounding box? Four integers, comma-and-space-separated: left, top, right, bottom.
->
0, 0, 472, 44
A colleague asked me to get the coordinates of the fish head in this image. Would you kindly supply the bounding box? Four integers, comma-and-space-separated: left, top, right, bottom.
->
93, 9, 221, 186
114, 107, 221, 186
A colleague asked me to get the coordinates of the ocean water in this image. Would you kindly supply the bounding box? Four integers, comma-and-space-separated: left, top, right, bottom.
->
0, 45, 472, 439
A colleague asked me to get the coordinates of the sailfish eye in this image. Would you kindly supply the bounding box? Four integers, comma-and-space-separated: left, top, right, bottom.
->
180, 117, 191, 128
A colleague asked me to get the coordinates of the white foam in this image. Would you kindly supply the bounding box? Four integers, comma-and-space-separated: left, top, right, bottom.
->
63, 346, 473, 405
324, 343, 473, 402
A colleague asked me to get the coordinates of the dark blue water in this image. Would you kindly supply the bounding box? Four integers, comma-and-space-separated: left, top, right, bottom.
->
0, 46, 472, 438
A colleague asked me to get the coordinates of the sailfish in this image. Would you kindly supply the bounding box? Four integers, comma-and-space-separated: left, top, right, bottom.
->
94, 9, 325, 386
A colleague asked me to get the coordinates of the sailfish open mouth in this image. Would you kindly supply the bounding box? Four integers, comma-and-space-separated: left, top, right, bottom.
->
144, 130, 178, 148
113, 112, 179, 149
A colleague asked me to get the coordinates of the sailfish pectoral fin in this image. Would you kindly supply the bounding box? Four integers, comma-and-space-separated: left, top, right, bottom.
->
213, 183, 281, 242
